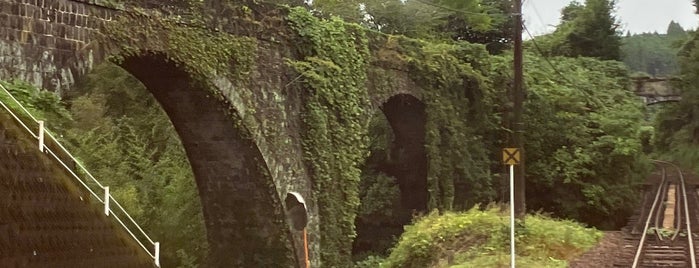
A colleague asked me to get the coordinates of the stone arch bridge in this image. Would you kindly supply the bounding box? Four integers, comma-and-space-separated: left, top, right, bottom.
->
630, 77, 682, 105
0, 0, 483, 267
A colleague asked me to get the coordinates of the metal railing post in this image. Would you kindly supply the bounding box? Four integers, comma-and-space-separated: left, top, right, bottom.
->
38, 120, 44, 152
0, 83, 159, 263
154, 242, 161, 267
104, 186, 110, 216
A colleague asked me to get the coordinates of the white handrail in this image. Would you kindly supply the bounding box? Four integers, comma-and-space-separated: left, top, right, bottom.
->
0, 94, 38, 138
0, 82, 160, 267
45, 131, 107, 189
110, 204, 155, 258
110, 196, 156, 245
44, 147, 103, 202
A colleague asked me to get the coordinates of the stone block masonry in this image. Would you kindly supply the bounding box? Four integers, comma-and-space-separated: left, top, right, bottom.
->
0, 0, 116, 94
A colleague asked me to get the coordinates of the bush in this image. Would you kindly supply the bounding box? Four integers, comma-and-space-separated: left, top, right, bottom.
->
381, 206, 602, 268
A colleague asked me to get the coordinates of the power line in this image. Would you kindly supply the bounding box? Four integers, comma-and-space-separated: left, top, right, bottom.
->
410, 0, 508, 19
522, 25, 573, 85
521, 24, 604, 105
527, 0, 549, 32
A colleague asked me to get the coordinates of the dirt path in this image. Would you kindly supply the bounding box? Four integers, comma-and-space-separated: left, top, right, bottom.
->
568, 231, 623, 268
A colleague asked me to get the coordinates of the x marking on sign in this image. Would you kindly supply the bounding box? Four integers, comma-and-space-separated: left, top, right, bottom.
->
503, 148, 520, 165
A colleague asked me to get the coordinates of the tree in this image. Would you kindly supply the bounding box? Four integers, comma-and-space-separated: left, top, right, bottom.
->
561, 1, 584, 22
532, 0, 621, 60
515, 55, 648, 228
312, 0, 512, 53
566, 0, 621, 60
363, 0, 446, 37
666, 20, 687, 39
440, 0, 514, 53
66, 63, 208, 267
311, 0, 364, 23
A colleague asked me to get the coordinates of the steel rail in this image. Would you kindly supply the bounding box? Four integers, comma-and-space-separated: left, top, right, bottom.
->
654, 180, 668, 241
676, 163, 696, 268
672, 180, 683, 241
632, 165, 668, 268
652, 159, 697, 268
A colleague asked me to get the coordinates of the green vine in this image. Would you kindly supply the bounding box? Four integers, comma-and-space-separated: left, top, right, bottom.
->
100, 10, 261, 140
101, 13, 257, 84
287, 7, 371, 267
406, 41, 497, 211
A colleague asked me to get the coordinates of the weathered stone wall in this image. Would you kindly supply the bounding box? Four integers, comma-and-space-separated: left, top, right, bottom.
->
0, 0, 115, 95
630, 77, 682, 104
0, 110, 153, 267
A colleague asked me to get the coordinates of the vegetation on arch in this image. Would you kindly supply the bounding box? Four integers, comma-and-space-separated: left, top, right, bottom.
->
101, 11, 257, 84
286, 7, 372, 267
310, 0, 513, 53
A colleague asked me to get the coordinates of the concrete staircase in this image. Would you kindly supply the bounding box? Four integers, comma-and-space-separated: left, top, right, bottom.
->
0, 111, 153, 267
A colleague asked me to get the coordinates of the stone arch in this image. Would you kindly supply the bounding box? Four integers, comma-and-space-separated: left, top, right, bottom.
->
118, 52, 296, 267
0, 1, 318, 264
353, 93, 428, 256
380, 94, 429, 212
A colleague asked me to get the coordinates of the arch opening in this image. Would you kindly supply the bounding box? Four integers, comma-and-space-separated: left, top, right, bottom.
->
353, 94, 428, 258
285, 192, 309, 231
77, 53, 296, 267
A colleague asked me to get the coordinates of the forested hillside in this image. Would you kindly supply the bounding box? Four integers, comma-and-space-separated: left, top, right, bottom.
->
620, 21, 688, 76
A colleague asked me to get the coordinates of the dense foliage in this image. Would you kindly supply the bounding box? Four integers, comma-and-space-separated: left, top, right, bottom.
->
352, 33, 647, 265
377, 206, 602, 267
654, 29, 699, 172
517, 55, 649, 228
353, 111, 404, 258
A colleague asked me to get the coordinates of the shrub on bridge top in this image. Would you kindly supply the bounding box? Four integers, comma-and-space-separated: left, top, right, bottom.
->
380, 206, 602, 268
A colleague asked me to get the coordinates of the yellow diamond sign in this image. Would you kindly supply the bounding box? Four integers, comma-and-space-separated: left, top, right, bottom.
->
503, 148, 520, 165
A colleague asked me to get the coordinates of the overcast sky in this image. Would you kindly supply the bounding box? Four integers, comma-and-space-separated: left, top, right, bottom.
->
523, 0, 699, 36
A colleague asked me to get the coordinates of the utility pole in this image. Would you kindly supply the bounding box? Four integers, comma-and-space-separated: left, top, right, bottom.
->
512, 0, 526, 219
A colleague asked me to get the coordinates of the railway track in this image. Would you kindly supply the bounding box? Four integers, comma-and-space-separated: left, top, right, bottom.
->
615, 160, 698, 267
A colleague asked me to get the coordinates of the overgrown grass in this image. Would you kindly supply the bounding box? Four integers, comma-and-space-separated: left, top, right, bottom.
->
377, 206, 603, 268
